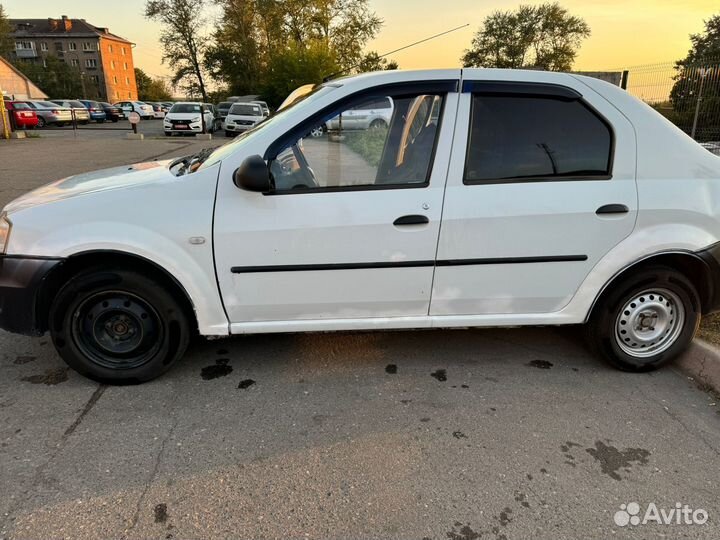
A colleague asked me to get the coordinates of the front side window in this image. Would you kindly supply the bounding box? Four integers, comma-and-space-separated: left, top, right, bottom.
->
267, 92, 444, 192
464, 94, 612, 184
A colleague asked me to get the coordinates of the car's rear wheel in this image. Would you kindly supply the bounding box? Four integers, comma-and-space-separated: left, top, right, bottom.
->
36, 117, 46, 128
50, 268, 190, 384
586, 266, 700, 372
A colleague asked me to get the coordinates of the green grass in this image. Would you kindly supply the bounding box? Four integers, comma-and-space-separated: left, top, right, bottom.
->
343, 127, 388, 167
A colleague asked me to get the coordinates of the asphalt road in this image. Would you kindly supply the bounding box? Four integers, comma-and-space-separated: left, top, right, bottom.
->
0, 137, 719, 539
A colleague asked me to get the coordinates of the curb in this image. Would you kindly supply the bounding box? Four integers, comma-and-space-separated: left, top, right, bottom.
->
676, 338, 720, 396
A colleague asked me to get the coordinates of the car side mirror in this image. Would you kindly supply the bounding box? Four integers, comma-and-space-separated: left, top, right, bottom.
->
234, 155, 272, 192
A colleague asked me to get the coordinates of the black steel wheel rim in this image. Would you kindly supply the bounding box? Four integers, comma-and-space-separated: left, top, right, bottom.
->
71, 291, 163, 370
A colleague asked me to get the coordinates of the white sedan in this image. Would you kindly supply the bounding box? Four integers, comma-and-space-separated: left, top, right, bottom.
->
2, 68, 720, 383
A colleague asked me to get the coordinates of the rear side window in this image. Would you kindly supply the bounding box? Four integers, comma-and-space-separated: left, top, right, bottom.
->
464, 95, 613, 184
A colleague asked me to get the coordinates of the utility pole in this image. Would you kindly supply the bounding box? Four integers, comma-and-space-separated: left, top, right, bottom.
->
0, 83, 10, 140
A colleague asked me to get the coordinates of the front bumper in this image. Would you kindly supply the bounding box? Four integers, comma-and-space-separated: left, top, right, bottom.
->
0, 255, 63, 336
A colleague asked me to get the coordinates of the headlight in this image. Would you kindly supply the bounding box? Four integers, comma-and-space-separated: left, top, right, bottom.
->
0, 213, 12, 254
192, 117, 201, 123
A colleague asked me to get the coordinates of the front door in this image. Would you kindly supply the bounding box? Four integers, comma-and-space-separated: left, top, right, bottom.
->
431, 73, 638, 316
214, 81, 459, 328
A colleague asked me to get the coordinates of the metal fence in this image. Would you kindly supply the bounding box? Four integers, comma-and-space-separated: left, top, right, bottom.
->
614, 59, 720, 143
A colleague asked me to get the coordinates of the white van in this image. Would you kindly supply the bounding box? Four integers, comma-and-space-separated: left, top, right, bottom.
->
2, 68, 720, 383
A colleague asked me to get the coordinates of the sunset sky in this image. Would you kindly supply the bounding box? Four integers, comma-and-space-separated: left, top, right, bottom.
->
3, 0, 718, 80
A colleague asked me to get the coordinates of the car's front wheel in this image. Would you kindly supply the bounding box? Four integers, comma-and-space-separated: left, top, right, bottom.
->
50, 268, 190, 384
586, 266, 700, 372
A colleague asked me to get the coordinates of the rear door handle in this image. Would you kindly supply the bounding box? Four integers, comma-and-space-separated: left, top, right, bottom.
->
596, 204, 629, 215
393, 215, 429, 226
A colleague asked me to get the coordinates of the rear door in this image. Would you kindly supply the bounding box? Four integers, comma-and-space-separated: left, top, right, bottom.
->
431, 72, 637, 316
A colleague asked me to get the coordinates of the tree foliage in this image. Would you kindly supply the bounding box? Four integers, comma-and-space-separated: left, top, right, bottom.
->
14, 55, 83, 98
461, 2, 590, 71
135, 68, 173, 101
145, 0, 210, 101
669, 15, 720, 141
0, 3, 12, 58
205, 0, 384, 106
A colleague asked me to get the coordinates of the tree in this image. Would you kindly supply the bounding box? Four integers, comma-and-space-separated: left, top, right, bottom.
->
135, 68, 173, 101
669, 15, 720, 141
0, 3, 13, 58
145, 0, 210, 102
356, 52, 399, 73
205, 0, 383, 107
14, 55, 83, 97
461, 2, 590, 72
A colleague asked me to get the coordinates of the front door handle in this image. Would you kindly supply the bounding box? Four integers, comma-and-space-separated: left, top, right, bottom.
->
596, 204, 629, 215
393, 215, 429, 226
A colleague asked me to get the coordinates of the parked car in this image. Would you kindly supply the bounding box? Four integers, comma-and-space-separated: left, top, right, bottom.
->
145, 102, 166, 119
216, 101, 233, 120
325, 96, 393, 131
114, 100, 154, 120
19, 100, 72, 127
4, 69, 720, 384
49, 100, 91, 124
224, 102, 264, 136
98, 102, 123, 122
251, 100, 270, 117
78, 100, 108, 123
163, 102, 215, 135
4, 101, 39, 129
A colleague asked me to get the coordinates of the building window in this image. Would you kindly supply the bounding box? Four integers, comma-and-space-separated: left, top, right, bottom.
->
121, 47, 126, 56
128, 92, 132, 98
68, 42, 77, 51
123, 62, 128, 70
40, 42, 48, 51
15, 41, 34, 50
113, 76, 118, 84
111, 60, 115, 69
85, 59, 98, 68
125, 77, 130, 84
42, 59, 47, 68
70, 59, 79, 67
54, 42, 63, 52
83, 42, 93, 51
89, 75, 99, 83
108, 44, 113, 53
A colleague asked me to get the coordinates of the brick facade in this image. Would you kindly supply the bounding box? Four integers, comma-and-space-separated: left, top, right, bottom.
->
8, 17, 137, 102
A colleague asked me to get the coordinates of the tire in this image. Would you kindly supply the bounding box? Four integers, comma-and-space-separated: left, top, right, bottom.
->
49, 268, 190, 384
225, 131, 232, 137
36, 117, 46, 128
586, 266, 700, 372
309, 126, 324, 138
369, 119, 387, 130
98, 119, 105, 124
112, 118, 119, 123
164, 131, 172, 137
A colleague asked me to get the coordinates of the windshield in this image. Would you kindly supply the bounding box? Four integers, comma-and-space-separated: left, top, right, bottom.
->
199, 84, 338, 170
170, 103, 201, 114
229, 103, 262, 116
68, 100, 85, 108
218, 102, 232, 109
12, 102, 30, 110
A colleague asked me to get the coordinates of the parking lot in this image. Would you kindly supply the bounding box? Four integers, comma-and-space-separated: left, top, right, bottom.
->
24, 117, 213, 139
1, 136, 720, 539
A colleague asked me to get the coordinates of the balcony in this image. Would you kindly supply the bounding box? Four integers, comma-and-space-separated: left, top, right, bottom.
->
15, 49, 37, 59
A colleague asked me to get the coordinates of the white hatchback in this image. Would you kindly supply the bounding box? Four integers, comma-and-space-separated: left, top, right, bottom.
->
2, 68, 720, 383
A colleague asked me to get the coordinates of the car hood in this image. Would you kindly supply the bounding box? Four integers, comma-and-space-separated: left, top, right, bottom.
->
4, 160, 175, 214
166, 113, 201, 120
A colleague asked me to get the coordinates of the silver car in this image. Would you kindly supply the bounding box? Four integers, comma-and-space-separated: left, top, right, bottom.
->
22, 100, 73, 128
50, 100, 91, 124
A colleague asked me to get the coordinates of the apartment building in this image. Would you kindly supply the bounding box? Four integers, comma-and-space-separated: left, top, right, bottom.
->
9, 16, 138, 101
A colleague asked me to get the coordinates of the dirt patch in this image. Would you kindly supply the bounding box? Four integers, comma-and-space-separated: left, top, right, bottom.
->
586, 440, 650, 481
21, 367, 69, 385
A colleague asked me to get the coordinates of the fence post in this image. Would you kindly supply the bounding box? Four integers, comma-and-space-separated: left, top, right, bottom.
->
691, 68, 708, 141
621, 70, 629, 90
